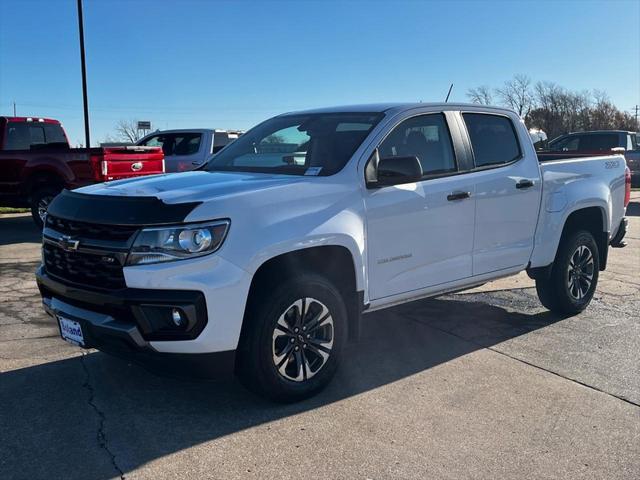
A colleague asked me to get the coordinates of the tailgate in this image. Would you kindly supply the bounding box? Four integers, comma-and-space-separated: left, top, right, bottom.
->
97, 146, 164, 180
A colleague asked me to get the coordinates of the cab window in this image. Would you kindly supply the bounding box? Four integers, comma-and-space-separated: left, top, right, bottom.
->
550, 135, 579, 152
4, 122, 67, 150
139, 133, 202, 156
378, 113, 457, 177
463, 113, 521, 167
580, 134, 618, 151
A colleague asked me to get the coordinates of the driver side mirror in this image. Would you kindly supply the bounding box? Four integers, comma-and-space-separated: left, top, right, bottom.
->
366, 149, 423, 188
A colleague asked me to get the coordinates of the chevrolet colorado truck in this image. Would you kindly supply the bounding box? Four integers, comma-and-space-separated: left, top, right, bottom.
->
36, 104, 630, 402
0, 116, 165, 226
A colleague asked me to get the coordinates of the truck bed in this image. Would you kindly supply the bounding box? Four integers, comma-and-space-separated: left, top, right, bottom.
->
529, 153, 628, 269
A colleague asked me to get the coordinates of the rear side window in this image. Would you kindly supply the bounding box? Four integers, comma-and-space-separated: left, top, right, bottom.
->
579, 134, 618, 151
463, 113, 521, 167
173, 133, 202, 155
29, 126, 45, 146
43, 124, 68, 144
139, 133, 202, 156
379, 113, 457, 177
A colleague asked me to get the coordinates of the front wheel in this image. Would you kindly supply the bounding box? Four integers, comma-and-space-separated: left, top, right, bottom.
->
535, 230, 600, 315
236, 274, 347, 402
30, 186, 60, 228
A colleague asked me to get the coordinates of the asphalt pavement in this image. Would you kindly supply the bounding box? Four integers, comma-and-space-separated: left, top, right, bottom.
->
1, 194, 639, 480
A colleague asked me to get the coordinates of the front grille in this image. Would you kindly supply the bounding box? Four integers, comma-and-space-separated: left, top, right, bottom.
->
42, 215, 135, 290
43, 243, 126, 290
45, 215, 138, 242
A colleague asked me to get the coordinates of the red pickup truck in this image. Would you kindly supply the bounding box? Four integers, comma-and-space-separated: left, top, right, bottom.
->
0, 116, 165, 226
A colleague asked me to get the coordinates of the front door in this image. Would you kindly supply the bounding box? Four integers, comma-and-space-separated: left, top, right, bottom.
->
364, 112, 475, 301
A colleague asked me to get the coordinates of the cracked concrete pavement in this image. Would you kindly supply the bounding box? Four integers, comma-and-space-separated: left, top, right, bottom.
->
1, 194, 639, 479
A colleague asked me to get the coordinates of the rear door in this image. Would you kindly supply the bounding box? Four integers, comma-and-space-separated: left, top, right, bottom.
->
460, 112, 542, 275
364, 111, 476, 300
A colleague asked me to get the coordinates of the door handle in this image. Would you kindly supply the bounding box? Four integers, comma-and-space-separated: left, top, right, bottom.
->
447, 191, 471, 201
516, 179, 535, 189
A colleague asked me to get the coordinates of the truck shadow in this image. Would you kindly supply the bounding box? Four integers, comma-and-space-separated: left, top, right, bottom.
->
0, 290, 562, 479
626, 200, 639, 217
0, 214, 41, 246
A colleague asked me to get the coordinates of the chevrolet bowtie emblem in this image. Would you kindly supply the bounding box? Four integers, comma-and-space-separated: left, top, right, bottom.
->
59, 235, 80, 251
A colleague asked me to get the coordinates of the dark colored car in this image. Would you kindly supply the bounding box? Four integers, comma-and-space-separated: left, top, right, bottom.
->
539, 130, 640, 186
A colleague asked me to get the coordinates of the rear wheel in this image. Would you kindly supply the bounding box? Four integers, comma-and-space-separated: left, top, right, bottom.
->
535, 230, 599, 315
30, 186, 60, 228
236, 274, 347, 402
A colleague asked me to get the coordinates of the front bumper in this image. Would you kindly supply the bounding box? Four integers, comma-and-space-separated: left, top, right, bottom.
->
37, 267, 235, 379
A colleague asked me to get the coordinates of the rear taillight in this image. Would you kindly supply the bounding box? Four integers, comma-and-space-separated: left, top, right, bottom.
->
624, 166, 631, 208
90, 154, 105, 181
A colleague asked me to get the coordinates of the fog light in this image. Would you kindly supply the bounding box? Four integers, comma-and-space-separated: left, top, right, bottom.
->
171, 308, 186, 327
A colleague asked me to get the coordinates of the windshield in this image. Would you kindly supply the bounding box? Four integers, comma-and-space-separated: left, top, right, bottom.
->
205, 112, 383, 176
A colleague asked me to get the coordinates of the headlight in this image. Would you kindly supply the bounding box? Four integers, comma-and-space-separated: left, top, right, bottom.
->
127, 220, 230, 266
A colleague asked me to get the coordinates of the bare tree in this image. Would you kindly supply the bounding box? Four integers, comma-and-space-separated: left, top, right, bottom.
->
475, 76, 634, 141
262, 134, 285, 144
466, 85, 493, 105
496, 74, 534, 116
589, 90, 619, 131
114, 119, 144, 143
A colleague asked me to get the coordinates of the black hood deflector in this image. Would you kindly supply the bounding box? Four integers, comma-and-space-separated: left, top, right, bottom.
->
47, 190, 202, 226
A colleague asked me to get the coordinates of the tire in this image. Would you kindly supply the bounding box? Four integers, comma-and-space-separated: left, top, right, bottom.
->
236, 273, 347, 402
535, 230, 599, 315
30, 186, 60, 228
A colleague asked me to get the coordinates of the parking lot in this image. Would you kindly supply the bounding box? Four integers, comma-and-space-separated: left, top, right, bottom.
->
0, 194, 638, 480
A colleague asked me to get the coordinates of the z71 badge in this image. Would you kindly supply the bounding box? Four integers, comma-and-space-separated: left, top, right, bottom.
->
605, 160, 620, 169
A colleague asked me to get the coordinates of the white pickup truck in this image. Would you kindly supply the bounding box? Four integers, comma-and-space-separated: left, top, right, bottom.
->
136, 128, 243, 173
37, 103, 631, 402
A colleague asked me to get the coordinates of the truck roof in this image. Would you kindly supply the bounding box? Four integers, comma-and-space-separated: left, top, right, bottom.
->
0, 116, 61, 124
560, 130, 637, 136
284, 102, 518, 116
140, 128, 243, 135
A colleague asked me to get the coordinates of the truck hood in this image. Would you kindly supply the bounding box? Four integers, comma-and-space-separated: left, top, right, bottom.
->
75, 171, 304, 204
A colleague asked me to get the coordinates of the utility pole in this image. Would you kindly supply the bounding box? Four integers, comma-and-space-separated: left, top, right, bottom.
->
634, 105, 639, 128
12, 101, 16, 116
77, 0, 91, 149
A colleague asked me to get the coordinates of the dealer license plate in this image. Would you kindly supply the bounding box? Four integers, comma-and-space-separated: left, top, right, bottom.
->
58, 316, 85, 346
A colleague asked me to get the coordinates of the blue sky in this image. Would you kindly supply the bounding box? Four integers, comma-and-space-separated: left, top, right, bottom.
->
1, 0, 638, 146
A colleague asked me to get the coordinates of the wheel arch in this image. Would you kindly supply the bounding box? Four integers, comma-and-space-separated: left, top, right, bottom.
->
560, 206, 608, 270
529, 203, 609, 279
25, 169, 66, 199
242, 245, 363, 343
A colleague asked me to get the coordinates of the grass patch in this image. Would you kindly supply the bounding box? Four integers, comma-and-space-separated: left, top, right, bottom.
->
0, 207, 29, 214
